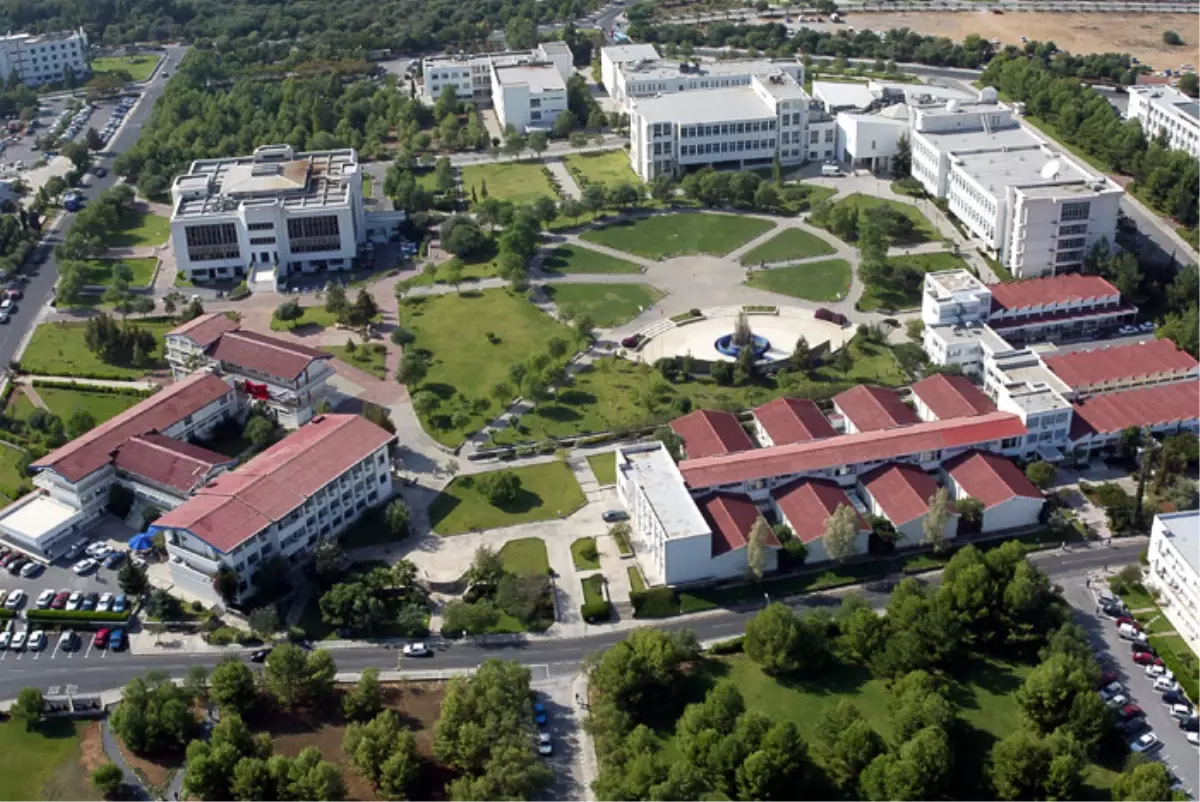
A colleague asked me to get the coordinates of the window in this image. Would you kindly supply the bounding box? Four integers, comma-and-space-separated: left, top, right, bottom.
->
1059, 223, 1087, 236
1061, 201, 1091, 221
530, 111, 541, 120
810, 131, 819, 144
184, 222, 240, 262
286, 215, 341, 253
248, 222, 275, 232
530, 98, 541, 108
249, 236, 275, 245
824, 129, 834, 142
1058, 237, 1087, 250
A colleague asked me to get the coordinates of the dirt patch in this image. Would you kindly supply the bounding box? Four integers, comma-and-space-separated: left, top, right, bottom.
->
42, 721, 102, 801
115, 733, 181, 790
841, 10, 1200, 69
79, 721, 106, 773
266, 682, 450, 801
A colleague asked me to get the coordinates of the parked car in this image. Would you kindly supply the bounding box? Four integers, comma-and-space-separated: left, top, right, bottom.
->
4, 589, 25, 610
109, 628, 125, 651
1100, 681, 1124, 700
7, 557, 27, 574
1163, 689, 1188, 705
35, 589, 54, 609
93, 628, 111, 648
66, 591, 83, 611
102, 550, 126, 569
1117, 718, 1148, 736
72, 558, 97, 575
537, 732, 553, 756
602, 509, 629, 523
81, 592, 98, 611
814, 307, 849, 326
1187, 731, 1199, 746
1116, 616, 1139, 628
0, 631, 10, 649
534, 702, 548, 727
97, 592, 114, 612
1181, 715, 1198, 733
85, 542, 111, 559
112, 594, 127, 613
1118, 622, 1147, 642
1131, 640, 1154, 655
1145, 663, 1169, 676
63, 541, 86, 560
1106, 694, 1129, 709
1130, 732, 1162, 753
1132, 650, 1160, 665
1139, 321, 1156, 333
1097, 670, 1119, 688
27, 630, 45, 651
10, 630, 26, 650
1170, 703, 1194, 720
57, 630, 77, 651
20, 560, 43, 578
1118, 704, 1144, 720
51, 590, 70, 609
1154, 676, 1179, 693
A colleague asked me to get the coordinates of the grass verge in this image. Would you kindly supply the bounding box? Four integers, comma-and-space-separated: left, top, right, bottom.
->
571, 537, 600, 570
586, 452, 616, 485
541, 244, 642, 274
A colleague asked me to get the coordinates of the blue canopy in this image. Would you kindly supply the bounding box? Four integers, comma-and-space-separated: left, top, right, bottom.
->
128, 533, 154, 551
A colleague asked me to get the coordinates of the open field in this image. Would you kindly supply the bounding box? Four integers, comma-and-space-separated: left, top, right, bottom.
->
270, 305, 340, 331
563, 149, 640, 186
541, 244, 642, 274
36, 386, 148, 424
745, 258, 852, 302
0, 719, 86, 802
22, 319, 174, 378
327, 343, 387, 379
462, 161, 556, 206
77, 257, 158, 287
543, 283, 664, 327
105, 210, 171, 249
90, 54, 161, 82
497, 537, 551, 575
829, 194, 937, 244
580, 213, 775, 259
738, 228, 836, 265
428, 462, 586, 534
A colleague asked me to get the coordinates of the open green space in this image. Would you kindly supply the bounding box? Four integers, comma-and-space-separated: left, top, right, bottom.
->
77, 257, 158, 287
21, 319, 174, 379
580, 213, 774, 259
563, 149, 640, 186
497, 537, 551, 575
269, 305, 341, 331
858, 251, 969, 312
586, 452, 616, 485
627, 565, 646, 594
462, 161, 556, 206
103, 210, 171, 249
36, 386, 147, 424
0, 718, 85, 801
738, 228, 836, 265
571, 537, 600, 570
4, 392, 36, 422
414, 170, 441, 192
541, 244, 642, 275
745, 258, 852, 302
91, 54, 161, 82
543, 283, 663, 327
402, 289, 576, 447
428, 462, 586, 535
829, 193, 937, 243
0, 444, 29, 500
326, 343, 387, 379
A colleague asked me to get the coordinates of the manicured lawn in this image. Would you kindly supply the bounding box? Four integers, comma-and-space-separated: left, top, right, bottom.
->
627, 565, 646, 593
402, 289, 577, 447
563, 149, 639, 186
1148, 633, 1199, 703
581, 573, 607, 606
462, 161, 556, 206
21, 319, 174, 379
571, 537, 600, 570
104, 210, 171, 249
541, 244, 642, 274
829, 193, 937, 243
543, 283, 664, 327
428, 462, 586, 535
36, 386, 147, 424
270, 305, 342, 331
77, 257, 158, 287
497, 537, 551, 575
858, 251, 969, 312
745, 258, 852, 302
362, 173, 373, 198
0, 444, 29, 500
91, 54, 160, 82
326, 343, 387, 379
738, 228, 836, 265
0, 719, 85, 801
586, 452, 616, 485
580, 213, 775, 259
4, 391, 36, 422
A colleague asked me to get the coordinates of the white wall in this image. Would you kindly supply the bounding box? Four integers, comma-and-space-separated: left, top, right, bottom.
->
981, 495, 1044, 533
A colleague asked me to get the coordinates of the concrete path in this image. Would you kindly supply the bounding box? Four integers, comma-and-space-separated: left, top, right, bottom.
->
16, 375, 160, 391
546, 158, 583, 200
16, 382, 46, 409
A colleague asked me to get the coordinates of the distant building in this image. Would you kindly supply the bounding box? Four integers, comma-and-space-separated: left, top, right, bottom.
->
942, 449, 1044, 533
0, 29, 88, 87
1146, 511, 1200, 656
1127, 85, 1200, 160
492, 62, 569, 134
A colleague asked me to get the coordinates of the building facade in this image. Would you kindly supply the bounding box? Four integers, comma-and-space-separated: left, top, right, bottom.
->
421, 42, 573, 104
491, 63, 569, 134
0, 29, 88, 87
1127, 85, 1200, 160
1146, 511, 1200, 656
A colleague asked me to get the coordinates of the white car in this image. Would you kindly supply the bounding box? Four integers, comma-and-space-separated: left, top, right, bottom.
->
1118, 324, 1138, 336
1170, 703, 1194, 719
57, 630, 76, 651
1100, 682, 1124, 701
4, 589, 25, 610
537, 732, 553, 756
1139, 321, 1156, 333
0, 631, 10, 649
97, 592, 114, 612
10, 631, 26, 650
1146, 663, 1168, 677
1188, 731, 1199, 746
1106, 693, 1129, 709
27, 630, 45, 651
1154, 676, 1179, 693
35, 589, 54, 609
72, 558, 96, 575
402, 643, 430, 657
1130, 732, 1162, 753
65, 591, 83, 611
85, 542, 111, 558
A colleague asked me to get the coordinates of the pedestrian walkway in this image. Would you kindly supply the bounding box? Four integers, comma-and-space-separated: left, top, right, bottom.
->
15, 375, 160, 391
546, 158, 583, 200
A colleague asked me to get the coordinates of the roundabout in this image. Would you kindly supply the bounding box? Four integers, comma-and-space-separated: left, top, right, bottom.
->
634, 306, 856, 365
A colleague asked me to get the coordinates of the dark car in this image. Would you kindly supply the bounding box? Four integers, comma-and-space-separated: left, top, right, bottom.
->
81, 592, 98, 611
1163, 689, 1186, 705
1131, 641, 1154, 655
102, 550, 126, 569
1117, 718, 1147, 737
602, 509, 629, 523
1118, 704, 1144, 720
1181, 715, 1198, 733
814, 307, 849, 326
7, 557, 27, 574
109, 628, 125, 650
92, 165, 107, 178
249, 647, 274, 663
1097, 670, 1119, 688
534, 702, 548, 727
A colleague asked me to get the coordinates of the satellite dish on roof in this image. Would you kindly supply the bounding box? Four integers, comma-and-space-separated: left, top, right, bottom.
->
1040, 159, 1061, 180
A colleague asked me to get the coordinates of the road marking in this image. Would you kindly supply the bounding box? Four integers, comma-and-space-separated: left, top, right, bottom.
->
83, 640, 93, 659
49, 640, 60, 660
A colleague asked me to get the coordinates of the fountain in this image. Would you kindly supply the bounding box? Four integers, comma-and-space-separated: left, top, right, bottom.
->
714, 310, 771, 359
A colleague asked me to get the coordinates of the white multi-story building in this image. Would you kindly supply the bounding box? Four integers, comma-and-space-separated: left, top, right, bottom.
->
1145, 511, 1200, 655
421, 42, 573, 105
0, 29, 88, 87
492, 62, 569, 134
599, 43, 661, 97
153, 414, 396, 604
169, 145, 366, 284
1127, 85, 1200, 159
609, 53, 805, 108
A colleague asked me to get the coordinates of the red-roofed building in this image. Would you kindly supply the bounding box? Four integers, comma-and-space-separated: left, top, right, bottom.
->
752, 397, 837, 446
943, 450, 1044, 533
833, 385, 920, 434
670, 409, 756, 459
1069, 382, 1200, 453
911, 374, 996, 422
698, 493, 780, 565
772, 478, 870, 562
113, 434, 236, 501
858, 463, 957, 543
1045, 339, 1199, 397
154, 414, 396, 603
986, 275, 1132, 345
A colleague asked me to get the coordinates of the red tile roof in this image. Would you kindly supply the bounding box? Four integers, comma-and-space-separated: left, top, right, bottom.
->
989, 274, 1120, 312
680, 411, 1027, 489
155, 414, 395, 553
167, 312, 240, 348
697, 493, 779, 557
833, 385, 920, 432
772, 478, 869, 544
209, 330, 331, 381
113, 433, 235, 495
1045, 339, 1198, 389
1069, 382, 1200, 440
860, 463, 941, 526
753, 397, 837, 444
944, 450, 1043, 509
32, 373, 234, 483
670, 409, 755, 459
911, 374, 996, 420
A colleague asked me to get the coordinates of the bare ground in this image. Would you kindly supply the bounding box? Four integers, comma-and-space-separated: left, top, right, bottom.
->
43, 721, 104, 801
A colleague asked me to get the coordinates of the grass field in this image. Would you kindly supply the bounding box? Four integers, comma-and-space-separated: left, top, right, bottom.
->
270, 305, 343, 331
0, 719, 85, 801
541, 244, 642, 274
543, 283, 664, 327
77, 257, 158, 287
829, 193, 937, 244
104, 210, 171, 249
22, 319, 174, 379
745, 258, 852, 302
0, 444, 29, 500
582, 573, 607, 607
586, 452, 616, 485
571, 537, 600, 570
36, 386, 147, 424
497, 537, 551, 575
326, 343, 387, 379
91, 54, 160, 82
362, 173, 373, 198
858, 251, 969, 312
563, 150, 640, 186
738, 228, 836, 265
402, 289, 576, 447
462, 161, 556, 206
428, 462, 586, 535
580, 213, 775, 259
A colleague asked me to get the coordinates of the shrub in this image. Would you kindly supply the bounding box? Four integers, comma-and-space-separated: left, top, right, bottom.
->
229, 281, 251, 300
631, 586, 678, 618
707, 636, 745, 655
581, 599, 611, 622
26, 609, 130, 622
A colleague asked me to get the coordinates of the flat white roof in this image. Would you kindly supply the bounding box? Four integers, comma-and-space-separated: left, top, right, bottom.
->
633, 86, 771, 124
1131, 84, 1200, 126
602, 43, 660, 63
921, 124, 1041, 155
0, 494, 80, 545
620, 445, 709, 540
927, 268, 990, 298
954, 145, 1092, 194
813, 80, 875, 110
623, 57, 801, 83
494, 63, 566, 92
1158, 511, 1199, 577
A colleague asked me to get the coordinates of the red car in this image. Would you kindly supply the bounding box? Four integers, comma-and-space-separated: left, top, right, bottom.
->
1119, 704, 1145, 720
1116, 616, 1141, 630
1132, 651, 1161, 666
93, 628, 111, 648
50, 591, 70, 609
1097, 670, 1119, 688
4, 288, 21, 300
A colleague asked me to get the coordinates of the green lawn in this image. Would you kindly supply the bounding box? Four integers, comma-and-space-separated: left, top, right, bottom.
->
571, 537, 601, 570
104, 210, 171, 249
738, 228, 836, 265
541, 244, 642, 274
745, 258, 852, 302
858, 251, 969, 312
543, 283, 663, 327
1148, 633, 1199, 703
414, 170, 441, 192
90, 54, 161, 82
0, 444, 29, 500
627, 565, 646, 594
580, 213, 775, 259
77, 257, 158, 287
5, 391, 37, 422
326, 343, 387, 379
22, 319, 174, 379
829, 193, 937, 244
586, 452, 616, 485
582, 573, 607, 606
0, 719, 84, 801
402, 289, 577, 447
362, 173, 373, 198
36, 386, 147, 424
428, 462, 586, 535
270, 305, 342, 331
462, 161, 556, 206
563, 150, 639, 186
498, 537, 551, 575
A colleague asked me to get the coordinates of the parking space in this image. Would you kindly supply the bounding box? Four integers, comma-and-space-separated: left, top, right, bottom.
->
531, 672, 591, 801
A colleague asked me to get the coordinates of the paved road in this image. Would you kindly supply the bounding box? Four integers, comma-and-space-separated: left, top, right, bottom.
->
0, 44, 187, 373
0, 542, 1139, 700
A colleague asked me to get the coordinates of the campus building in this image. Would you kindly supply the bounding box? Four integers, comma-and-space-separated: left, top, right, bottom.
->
152, 414, 396, 604
169, 145, 366, 285
1145, 511, 1200, 656
0, 29, 88, 87
421, 42, 572, 104
491, 62, 569, 134
1126, 85, 1200, 160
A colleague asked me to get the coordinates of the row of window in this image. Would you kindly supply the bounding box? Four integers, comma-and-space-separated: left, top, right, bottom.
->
678, 119, 777, 138
678, 139, 775, 157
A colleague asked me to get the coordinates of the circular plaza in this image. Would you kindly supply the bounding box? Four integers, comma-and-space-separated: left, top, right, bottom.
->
635, 307, 856, 364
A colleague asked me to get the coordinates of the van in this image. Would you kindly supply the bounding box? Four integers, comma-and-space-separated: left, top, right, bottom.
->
1118, 622, 1147, 642
821, 163, 841, 177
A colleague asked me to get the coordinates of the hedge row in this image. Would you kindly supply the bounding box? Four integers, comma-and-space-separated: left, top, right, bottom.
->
27, 609, 131, 622
706, 636, 745, 655
631, 587, 678, 618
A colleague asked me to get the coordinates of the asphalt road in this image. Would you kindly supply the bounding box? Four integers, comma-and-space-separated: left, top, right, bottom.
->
0, 541, 1140, 700
0, 44, 187, 372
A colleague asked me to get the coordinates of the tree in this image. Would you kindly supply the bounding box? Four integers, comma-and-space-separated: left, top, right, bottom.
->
1025, 460, 1057, 489
265, 643, 337, 707
117, 560, 149, 596
955, 496, 985, 531
213, 566, 239, 604
823, 503, 861, 562
209, 658, 258, 716
1180, 72, 1200, 98
1113, 760, 1179, 801
244, 415, 276, 448
342, 667, 383, 721
10, 687, 43, 729
384, 499, 411, 539
922, 488, 953, 552
92, 763, 124, 799
65, 407, 96, 439
466, 545, 506, 588
1015, 653, 1096, 735
478, 469, 522, 506
589, 628, 700, 717
532, 195, 558, 229
313, 539, 345, 582
527, 131, 549, 159
184, 666, 209, 702
275, 298, 303, 322
1163, 29, 1184, 45
324, 283, 348, 317
109, 673, 198, 754
746, 517, 771, 581
581, 182, 607, 216
812, 701, 885, 795
248, 605, 279, 639
891, 133, 912, 179
744, 603, 803, 674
